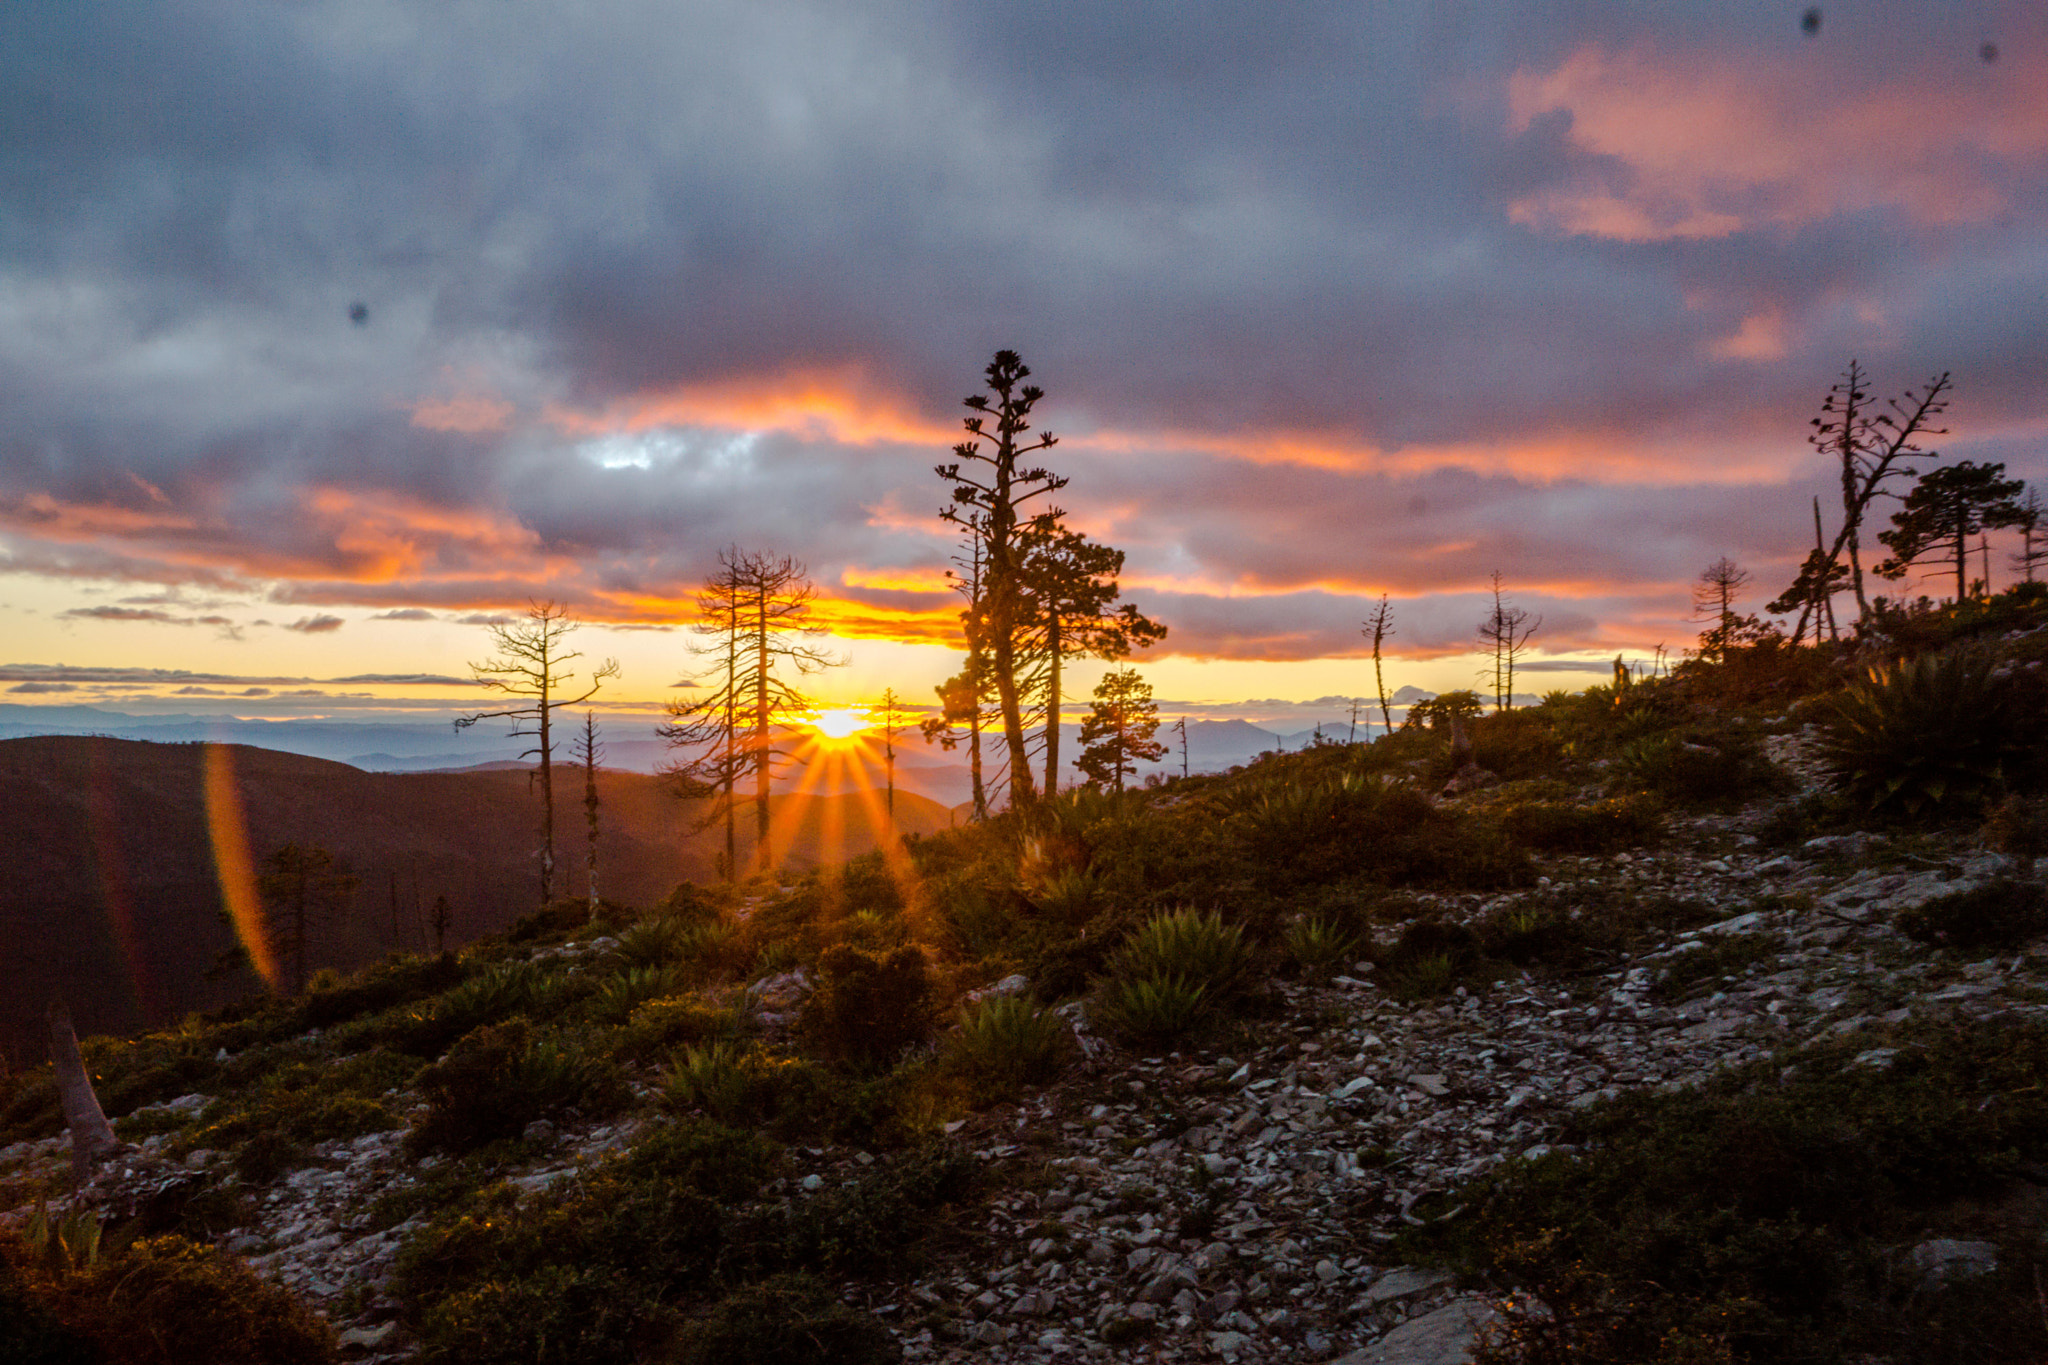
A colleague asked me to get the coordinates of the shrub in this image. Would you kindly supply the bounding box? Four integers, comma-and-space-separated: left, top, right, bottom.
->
407, 1020, 630, 1156
1, 1230, 338, 1365
715, 1142, 975, 1282
1896, 879, 2048, 952
663, 1042, 838, 1139
1094, 974, 1209, 1044
1107, 908, 1250, 997
613, 994, 746, 1064
1408, 1019, 2048, 1364
1497, 794, 1661, 854
587, 965, 685, 1025
1984, 793, 2048, 872
614, 916, 696, 969
946, 994, 1072, 1100
801, 944, 936, 1069
671, 1274, 899, 1365
396, 1170, 723, 1365
1820, 647, 2017, 817
295, 952, 464, 1030
1614, 731, 1782, 806
1283, 915, 1359, 976
389, 959, 569, 1057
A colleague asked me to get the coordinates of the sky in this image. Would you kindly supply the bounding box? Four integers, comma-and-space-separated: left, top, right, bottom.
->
3, 1, 2046, 729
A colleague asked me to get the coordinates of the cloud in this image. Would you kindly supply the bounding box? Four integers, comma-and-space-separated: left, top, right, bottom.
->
283, 615, 346, 634
6, 680, 76, 693
0, 1, 2042, 677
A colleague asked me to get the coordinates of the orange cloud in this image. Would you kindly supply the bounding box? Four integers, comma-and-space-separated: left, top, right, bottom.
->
1707, 310, 1790, 363
840, 565, 953, 594
1506, 42, 2048, 241
546, 367, 956, 447
410, 394, 516, 434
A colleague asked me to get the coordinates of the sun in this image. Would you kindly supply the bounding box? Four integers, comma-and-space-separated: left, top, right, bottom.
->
809, 707, 871, 740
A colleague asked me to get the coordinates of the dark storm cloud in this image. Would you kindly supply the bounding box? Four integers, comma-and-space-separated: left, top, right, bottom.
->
0, 1, 2044, 664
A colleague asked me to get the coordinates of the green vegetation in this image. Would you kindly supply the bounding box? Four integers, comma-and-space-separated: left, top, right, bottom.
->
1409, 1019, 2048, 1365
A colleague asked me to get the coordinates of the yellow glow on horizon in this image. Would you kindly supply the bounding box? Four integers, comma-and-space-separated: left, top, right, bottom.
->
810, 708, 871, 740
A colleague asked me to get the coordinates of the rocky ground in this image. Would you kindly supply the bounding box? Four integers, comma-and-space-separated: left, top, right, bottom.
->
5, 730, 2043, 1365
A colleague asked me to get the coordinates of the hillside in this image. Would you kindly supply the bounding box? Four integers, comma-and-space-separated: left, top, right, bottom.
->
0, 736, 950, 1062
4, 606, 2048, 1365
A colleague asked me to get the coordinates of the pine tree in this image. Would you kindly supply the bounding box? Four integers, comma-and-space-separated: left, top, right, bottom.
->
1692, 558, 1753, 662
575, 711, 603, 919
1014, 523, 1165, 795
1876, 460, 2029, 600
255, 843, 358, 995
1075, 668, 1168, 794
936, 351, 1067, 808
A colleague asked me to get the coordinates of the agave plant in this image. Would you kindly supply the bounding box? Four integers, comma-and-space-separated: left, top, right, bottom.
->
1094, 974, 1209, 1045
1819, 647, 2015, 817
1283, 915, 1359, 976
1107, 908, 1249, 997
950, 993, 1072, 1095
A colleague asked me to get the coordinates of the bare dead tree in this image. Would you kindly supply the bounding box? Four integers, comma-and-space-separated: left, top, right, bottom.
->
1477, 573, 1540, 711
874, 688, 902, 822
456, 601, 619, 903
1363, 595, 1396, 738
2014, 488, 2048, 584
1790, 364, 1951, 641
663, 550, 840, 874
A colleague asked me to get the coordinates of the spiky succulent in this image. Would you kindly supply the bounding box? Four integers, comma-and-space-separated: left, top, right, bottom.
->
1819, 647, 2015, 817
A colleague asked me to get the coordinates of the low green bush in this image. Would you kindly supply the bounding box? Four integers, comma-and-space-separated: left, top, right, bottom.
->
671, 1274, 899, 1365
395, 1169, 723, 1365
407, 1019, 630, 1156
1, 1230, 338, 1365
1614, 731, 1783, 807
1498, 795, 1661, 854
801, 944, 936, 1070
1648, 933, 1782, 1003
586, 965, 685, 1025
662, 1042, 839, 1139
1896, 879, 2048, 952
386, 959, 573, 1057
1409, 1019, 2048, 1364
715, 1142, 975, 1281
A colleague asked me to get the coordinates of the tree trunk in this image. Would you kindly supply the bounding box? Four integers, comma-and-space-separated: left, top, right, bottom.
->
538, 700, 555, 903
47, 1004, 118, 1186
756, 596, 772, 871
1043, 616, 1061, 797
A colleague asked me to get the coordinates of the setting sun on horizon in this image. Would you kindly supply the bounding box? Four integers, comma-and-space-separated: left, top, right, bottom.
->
809, 708, 872, 741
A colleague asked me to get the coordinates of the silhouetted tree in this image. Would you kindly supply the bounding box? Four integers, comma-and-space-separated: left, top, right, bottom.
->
1876, 460, 2028, 601
922, 514, 999, 821
1015, 522, 1165, 795
255, 843, 358, 995
1478, 573, 1540, 711
1790, 364, 1951, 641
576, 711, 603, 919
1692, 558, 1753, 662
1362, 595, 1396, 738
663, 550, 840, 874
1075, 668, 1167, 794
456, 600, 619, 903
936, 351, 1067, 807
2010, 488, 2047, 584
431, 894, 453, 954
873, 688, 903, 821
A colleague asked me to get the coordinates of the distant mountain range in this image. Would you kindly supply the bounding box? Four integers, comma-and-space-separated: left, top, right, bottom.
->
0, 702, 1378, 793
0, 734, 951, 1065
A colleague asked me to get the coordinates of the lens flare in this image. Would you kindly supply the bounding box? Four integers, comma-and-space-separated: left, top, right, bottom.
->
202, 743, 278, 991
